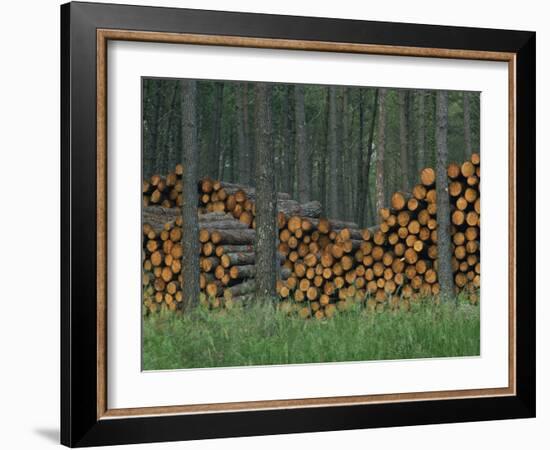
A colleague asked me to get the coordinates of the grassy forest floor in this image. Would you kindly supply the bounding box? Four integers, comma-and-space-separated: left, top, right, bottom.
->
142, 295, 480, 370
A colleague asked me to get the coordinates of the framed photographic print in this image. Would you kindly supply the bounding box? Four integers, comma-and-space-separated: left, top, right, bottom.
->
61, 1, 536, 447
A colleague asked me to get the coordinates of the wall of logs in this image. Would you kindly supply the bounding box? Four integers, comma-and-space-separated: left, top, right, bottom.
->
142, 153, 480, 317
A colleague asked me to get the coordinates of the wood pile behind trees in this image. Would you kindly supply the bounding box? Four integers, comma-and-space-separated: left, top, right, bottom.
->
142, 153, 480, 317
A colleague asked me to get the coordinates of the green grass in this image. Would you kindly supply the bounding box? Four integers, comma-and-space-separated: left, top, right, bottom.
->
142, 297, 480, 370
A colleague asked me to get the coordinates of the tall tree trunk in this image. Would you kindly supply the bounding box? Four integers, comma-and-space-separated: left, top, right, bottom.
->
143, 80, 154, 178
284, 85, 295, 196
150, 81, 162, 174
398, 90, 409, 191
407, 91, 416, 178
350, 91, 359, 215
417, 90, 426, 171
320, 88, 330, 216
228, 129, 235, 182
295, 84, 310, 203
180, 80, 200, 310
355, 91, 366, 225
236, 83, 249, 185
254, 83, 277, 299
336, 88, 345, 219
243, 83, 255, 185
163, 82, 179, 173
375, 88, 387, 212
435, 90, 454, 301
342, 88, 353, 220
328, 86, 340, 218
358, 89, 379, 226
209, 83, 224, 178
463, 92, 472, 158
280, 86, 290, 193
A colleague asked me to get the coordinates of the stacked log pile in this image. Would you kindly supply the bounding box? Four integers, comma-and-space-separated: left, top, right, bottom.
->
142, 152, 480, 316
142, 164, 184, 208
142, 207, 269, 313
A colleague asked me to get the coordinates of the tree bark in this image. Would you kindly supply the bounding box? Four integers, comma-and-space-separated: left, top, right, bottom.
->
216, 181, 291, 201
342, 88, 353, 220
243, 83, 255, 185
284, 86, 295, 198
398, 90, 409, 192
417, 90, 426, 172
143, 80, 154, 178
435, 90, 455, 300
364, 90, 379, 226
355, 90, 366, 226
295, 84, 311, 203
320, 88, 330, 216
407, 91, 416, 179
356, 89, 378, 227
463, 92, 472, 158
336, 88, 345, 218
150, 80, 162, 174
209, 83, 224, 179
277, 199, 322, 218
180, 79, 201, 310
236, 83, 249, 185
375, 88, 387, 212
328, 86, 340, 219
162, 82, 179, 174
254, 83, 277, 299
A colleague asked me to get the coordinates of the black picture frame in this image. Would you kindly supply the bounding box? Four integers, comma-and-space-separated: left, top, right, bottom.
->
61, 1, 536, 447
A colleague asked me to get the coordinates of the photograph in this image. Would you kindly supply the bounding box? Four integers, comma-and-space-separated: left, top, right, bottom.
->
55, 1, 537, 446
141, 78, 481, 370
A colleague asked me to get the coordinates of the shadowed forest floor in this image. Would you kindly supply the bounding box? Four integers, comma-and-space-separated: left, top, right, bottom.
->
142, 297, 480, 370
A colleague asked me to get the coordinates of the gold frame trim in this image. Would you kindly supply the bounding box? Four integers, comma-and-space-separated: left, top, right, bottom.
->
96, 29, 517, 420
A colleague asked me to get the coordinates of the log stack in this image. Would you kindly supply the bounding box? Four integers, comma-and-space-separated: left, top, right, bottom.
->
142, 207, 275, 313
142, 164, 184, 208
268, 153, 480, 318
142, 152, 480, 316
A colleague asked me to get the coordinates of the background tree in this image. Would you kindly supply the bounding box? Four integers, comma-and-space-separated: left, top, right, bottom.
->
328, 86, 340, 218
435, 90, 455, 300
236, 83, 250, 185
180, 79, 200, 310
416, 90, 426, 172
463, 91, 472, 158
284, 85, 295, 196
398, 90, 409, 191
375, 88, 387, 212
254, 83, 277, 299
208, 82, 224, 179
295, 84, 310, 202
356, 89, 378, 226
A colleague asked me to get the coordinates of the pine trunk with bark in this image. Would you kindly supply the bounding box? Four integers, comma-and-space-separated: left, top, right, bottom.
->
342, 88, 353, 220
285, 85, 295, 197
180, 79, 201, 310
150, 81, 162, 175
417, 90, 426, 172
375, 88, 387, 212
209, 83, 224, 179
399, 90, 409, 192
463, 92, 472, 158
295, 84, 311, 203
328, 86, 340, 219
435, 90, 455, 300
236, 83, 249, 185
356, 89, 379, 227
254, 83, 277, 299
